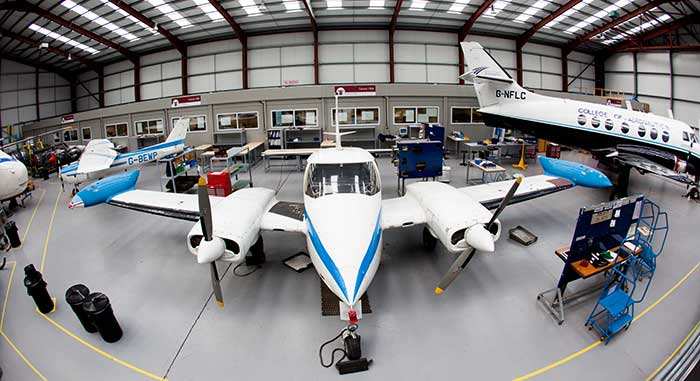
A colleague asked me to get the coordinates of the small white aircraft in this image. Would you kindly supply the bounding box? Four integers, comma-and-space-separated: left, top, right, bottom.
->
0, 150, 29, 203
59, 119, 189, 195
461, 42, 700, 199
70, 89, 611, 363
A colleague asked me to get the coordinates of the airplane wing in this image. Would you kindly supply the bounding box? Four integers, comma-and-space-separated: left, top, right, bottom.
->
77, 146, 118, 174
616, 153, 695, 185
458, 175, 574, 209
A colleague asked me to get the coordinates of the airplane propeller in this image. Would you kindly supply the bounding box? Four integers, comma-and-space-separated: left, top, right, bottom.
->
435, 176, 523, 294
197, 177, 226, 307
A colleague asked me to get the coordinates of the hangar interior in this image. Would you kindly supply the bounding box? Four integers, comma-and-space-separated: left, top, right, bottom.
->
1, 0, 700, 379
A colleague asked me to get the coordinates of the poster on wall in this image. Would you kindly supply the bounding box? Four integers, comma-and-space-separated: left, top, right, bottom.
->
305, 112, 316, 125
361, 111, 374, 121
171, 95, 202, 108
334, 85, 376, 96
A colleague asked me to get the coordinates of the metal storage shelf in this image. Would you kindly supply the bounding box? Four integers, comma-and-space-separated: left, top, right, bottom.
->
213, 130, 247, 146
283, 128, 321, 149
338, 125, 377, 149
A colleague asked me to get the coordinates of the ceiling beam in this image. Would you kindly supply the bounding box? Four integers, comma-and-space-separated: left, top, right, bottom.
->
517, 0, 583, 48
389, 0, 404, 83
301, 0, 318, 85
0, 28, 102, 73
107, 0, 187, 55
616, 44, 700, 52
0, 1, 138, 64
459, 0, 495, 41
207, 0, 247, 42
0, 53, 73, 80
390, 0, 404, 35
563, 0, 670, 54
607, 12, 700, 53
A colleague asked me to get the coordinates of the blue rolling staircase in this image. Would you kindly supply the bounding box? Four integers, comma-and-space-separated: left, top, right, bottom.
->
585, 199, 669, 344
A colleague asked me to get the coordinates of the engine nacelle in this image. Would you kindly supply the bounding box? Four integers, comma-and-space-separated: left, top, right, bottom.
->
187, 188, 277, 262
405, 182, 500, 253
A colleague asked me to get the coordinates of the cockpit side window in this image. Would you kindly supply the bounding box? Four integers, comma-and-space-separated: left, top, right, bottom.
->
304, 162, 380, 198
683, 132, 690, 142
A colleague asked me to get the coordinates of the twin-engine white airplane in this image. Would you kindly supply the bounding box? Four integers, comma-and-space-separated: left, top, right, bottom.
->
69, 90, 612, 362
461, 42, 700, 199
0, 150, 29, 203
59, 118, 188, 195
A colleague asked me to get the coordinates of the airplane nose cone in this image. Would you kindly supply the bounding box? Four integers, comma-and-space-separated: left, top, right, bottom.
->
465, 224, 494, 252
68, 195, 83, 209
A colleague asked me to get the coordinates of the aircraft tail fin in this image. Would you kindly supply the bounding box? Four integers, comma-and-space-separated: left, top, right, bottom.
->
167, 118, 189, 142
461, 42, 532, 108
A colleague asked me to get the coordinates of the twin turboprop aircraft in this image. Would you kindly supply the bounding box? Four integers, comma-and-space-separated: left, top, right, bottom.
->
69, 88, 612, 362
59, 118, 188, 195
461, 42, 700, 199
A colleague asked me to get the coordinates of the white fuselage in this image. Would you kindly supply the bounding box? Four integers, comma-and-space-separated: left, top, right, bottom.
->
0, 153, 29, 201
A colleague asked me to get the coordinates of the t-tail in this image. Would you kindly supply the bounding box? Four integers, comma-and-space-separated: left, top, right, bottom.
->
460, 42, 540, 108
166, 117, 189, 143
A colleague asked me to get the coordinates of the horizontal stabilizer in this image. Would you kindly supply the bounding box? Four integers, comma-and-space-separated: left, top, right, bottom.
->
68, 170, 140, 209
539, 157, 612, 188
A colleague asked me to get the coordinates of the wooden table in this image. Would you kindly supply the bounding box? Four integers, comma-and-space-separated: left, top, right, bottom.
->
557, 241, 643, 279
466, 160, 506, 184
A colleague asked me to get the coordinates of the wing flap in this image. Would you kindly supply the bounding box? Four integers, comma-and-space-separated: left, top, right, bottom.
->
617, 153, 695, 185
459, 175, 573, 209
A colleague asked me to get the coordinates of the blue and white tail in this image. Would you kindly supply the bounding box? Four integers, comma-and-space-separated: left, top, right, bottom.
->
167, 118, 189, 142
461, 42, 537, 108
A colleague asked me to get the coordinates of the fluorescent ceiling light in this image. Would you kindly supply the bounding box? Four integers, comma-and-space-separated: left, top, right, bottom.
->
483, 0, 510, 17
564, 0, 631, 34
410, 0, 428, 10
545, 0, 592, 28
283, 0, 302, 12
61, 0, 139, 41
513, 0, 547, 23
146, 0, 193, 27
327, 0, 342, 9
100, 0, 155, 34
28, 23, 99, 54
448, 0, 470, 14
192, 0, 225, 21
239, 0, 263, 15
369, 0, 385, 9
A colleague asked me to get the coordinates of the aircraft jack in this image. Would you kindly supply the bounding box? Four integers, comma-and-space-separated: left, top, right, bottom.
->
336, 323, 371, 375
685, 185, 700, 200
512, 141, 528, 170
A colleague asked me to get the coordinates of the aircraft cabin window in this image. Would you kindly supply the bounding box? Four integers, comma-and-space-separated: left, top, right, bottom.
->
577, 114, 586, 126
305, 162, 380, 199
605, 119, 613, 131
591, 117, 600, 128
650, 128, 658, 140
621, 122, 629, 134
683, 132, 690, 141
662, 130, 670, 142
638, 125, 646, 137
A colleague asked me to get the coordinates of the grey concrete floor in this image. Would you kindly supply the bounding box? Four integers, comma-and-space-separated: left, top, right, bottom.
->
1, 150, 699, 381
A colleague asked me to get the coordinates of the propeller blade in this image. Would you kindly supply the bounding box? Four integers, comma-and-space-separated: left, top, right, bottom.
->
210, 262, 224, 307
435, 248, 476, 294
486, 176, 522, 228
198, 177, 213, 241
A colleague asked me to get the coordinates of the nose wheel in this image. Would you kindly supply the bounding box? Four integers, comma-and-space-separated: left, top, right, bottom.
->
685, 186, 699, 200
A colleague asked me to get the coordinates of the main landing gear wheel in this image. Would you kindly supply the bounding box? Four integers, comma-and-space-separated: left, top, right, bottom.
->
422, 227, 438, 251
688, 186, 699, 200
71, 188, 78, 197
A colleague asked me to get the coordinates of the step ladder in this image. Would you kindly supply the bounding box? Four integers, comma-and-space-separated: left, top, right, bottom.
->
585, 199, 668, 344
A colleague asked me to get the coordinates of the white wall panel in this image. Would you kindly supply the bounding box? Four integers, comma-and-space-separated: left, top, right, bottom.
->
638, 95, 670, 115
673, 76, 700, 102
395, 44, 425, 62
162, 61, 181, 79
56, 86, 70, 100
104, 60, 132, 75
56, 101, 71, 115
354, 44, 388, 63
320, 30, 387, 43
427, 65, 458, 84
320, 64, 354, 84
319, 44, 354, 64
141, 82, 161, 100
189, 39, 241, 56
638, 74, 669, 97
465, 35, 515, 50
281, 45, 313, 66
56, 76, 69, 86
281, 66, 314, 85
2, 60, 33, 74
141, 49, 180, 66
605, 53, 633, 72
105, 90, 121, 106
189, 74, 215, 94
2, 109, 18, 125
215, 71, 242, 91
396, 64, 426, 83
605, 73, 634, 93
18, 74, 35, 90
161, 79, 182, 97
355, 64, 389, 83
568, 51, 594, 63
249, 32, 313, 47
523, 71, 541, 89
673, 53, 700, 76
249, 68, 281, 87
216, 51, 242, 71
1, 75, 17, 91
542, 74, 561, 90
39, 102, 55, 119
542, 57, 561, 74
673, 100, 699, 126
18, 90, 34, 106
121, 87, 135, 103
249, 48, 282, 68
426, 45, 457, 65
395, 31, 456, 44
121, 70, 134, 87
105, 74, 121, 91
523, 54, 540, 71
141, 65, 162, 82
189, 56, 216, 75
523, 43, 559, 57
637, 52, 669, 73
19, 106, 36, 122
39, 88, 54, 103
39, 73, 55, 87
490, 50, 516, 69
1, 93, 17, 109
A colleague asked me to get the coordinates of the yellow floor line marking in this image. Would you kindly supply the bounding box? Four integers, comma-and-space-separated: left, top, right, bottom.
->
38, 312, 168, 381
646, 320, 700, 381
4, 188, 46, 254
513, 259, 700, 381
40, 186, 61, 273
0, 261, 47, 380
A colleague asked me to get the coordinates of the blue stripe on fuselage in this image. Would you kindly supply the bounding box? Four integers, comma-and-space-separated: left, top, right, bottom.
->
353, 212, 382, 301
115, 139, 183, 160
304, 210, 349, 302
0, 157, 16, 164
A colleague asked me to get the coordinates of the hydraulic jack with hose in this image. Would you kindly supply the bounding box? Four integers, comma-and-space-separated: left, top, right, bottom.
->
319, 311, 372, 375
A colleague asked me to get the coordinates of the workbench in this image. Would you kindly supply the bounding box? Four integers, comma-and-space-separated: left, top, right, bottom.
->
262, 147, 395, 172
461, 141, 536, 165
466, 160, 506, 184
447, 135, 469, 156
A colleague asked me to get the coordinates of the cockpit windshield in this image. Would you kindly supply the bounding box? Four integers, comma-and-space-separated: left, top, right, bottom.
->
305, 162, 380, 198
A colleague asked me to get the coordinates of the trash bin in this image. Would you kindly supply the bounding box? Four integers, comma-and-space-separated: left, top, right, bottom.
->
23, 264, 54, 314
82, 293, 122, 343
65, 285, 97, 333
4, 221, 21, 248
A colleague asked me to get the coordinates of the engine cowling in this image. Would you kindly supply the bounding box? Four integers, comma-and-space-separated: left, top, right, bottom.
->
187, 188, 277, 262
405, 182, 500, 253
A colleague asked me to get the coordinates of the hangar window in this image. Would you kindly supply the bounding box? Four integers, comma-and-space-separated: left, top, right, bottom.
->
471, 109, 484, 123
105, 122, 129, 138
638, 125, 646, 137
662, 130, 670, 142
605, 119, 613, 131
591, 117, 600, 128
394, 106, 439, 124
217, 112, 259, 130
82, 127, 91, 141
621, 122, 629, 134
650, 128, 658, 140
272, 109, 318, 128
135, 119, 164, 135
305, 162, 380, 198
577, 114, 586, 126
332, 107, 380, 126
63, 129, 78, 142
172, 116, 207, 133
451, 107, 471, 124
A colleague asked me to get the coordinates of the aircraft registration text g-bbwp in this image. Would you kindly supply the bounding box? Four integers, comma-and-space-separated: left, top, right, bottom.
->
127, 151, 158, 165
495, 90, 527, 100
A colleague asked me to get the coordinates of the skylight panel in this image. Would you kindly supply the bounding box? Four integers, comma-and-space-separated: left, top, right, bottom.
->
61, 0, 139, 41
448, 0, 470, 14
483, 0, 511, 17
514, 0, 548, 23
100, 0, 155, 35
602, 12, 671, 43
369, 0, 385, 9
146, 0, 193, 27
192, 0, 225, 20
410, 0, 428, 10
545, 0, 592, 28
327, 0, 342, 9
28, 23, 100, 54
564, 0, 631, 34
283, 0, 302, 12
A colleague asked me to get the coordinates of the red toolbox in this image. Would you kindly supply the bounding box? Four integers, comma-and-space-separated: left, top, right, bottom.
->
207, 171, 232, 197
546, 143, 561, 159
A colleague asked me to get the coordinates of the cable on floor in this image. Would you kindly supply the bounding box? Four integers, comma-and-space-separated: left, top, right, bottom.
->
319, 327, 348, 368
233, 262, 259, 277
